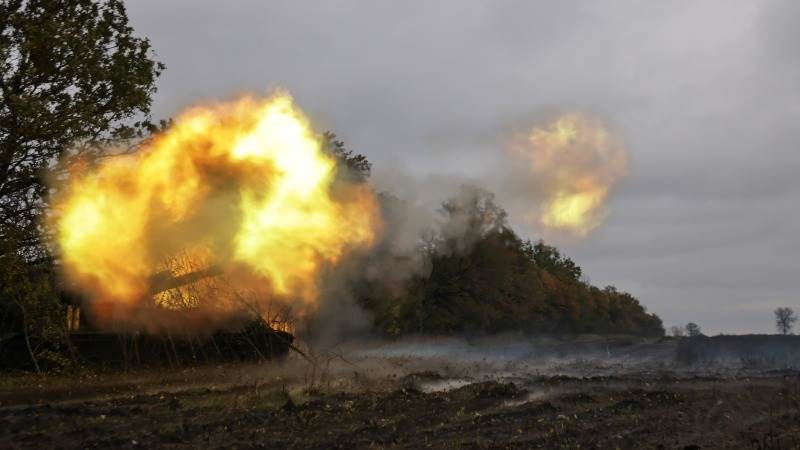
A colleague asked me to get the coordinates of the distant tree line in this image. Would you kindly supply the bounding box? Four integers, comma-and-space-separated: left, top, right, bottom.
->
669, 308, 799, 338
355, 188, 665, 337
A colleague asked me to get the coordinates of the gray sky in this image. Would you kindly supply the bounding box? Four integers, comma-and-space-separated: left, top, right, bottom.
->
127, 0, 800, 334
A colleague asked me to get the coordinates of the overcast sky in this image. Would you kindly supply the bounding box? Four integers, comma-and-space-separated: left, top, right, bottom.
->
127, 0, 800, 334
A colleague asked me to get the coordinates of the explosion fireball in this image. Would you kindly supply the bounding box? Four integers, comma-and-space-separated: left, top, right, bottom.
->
52, 92, 380, 327
517, 113, 628, 237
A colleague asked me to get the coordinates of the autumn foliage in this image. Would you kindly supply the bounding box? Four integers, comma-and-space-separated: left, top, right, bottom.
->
357, 189, 664, 337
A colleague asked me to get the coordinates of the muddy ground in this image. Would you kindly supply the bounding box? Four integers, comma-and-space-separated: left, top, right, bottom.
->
2, 337, 800, 448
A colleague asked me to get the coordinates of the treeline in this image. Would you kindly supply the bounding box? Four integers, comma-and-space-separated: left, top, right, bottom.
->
354, 189, 664, 337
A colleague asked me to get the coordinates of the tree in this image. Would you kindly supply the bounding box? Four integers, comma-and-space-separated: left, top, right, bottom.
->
321, 131, 371, 183
774, 307, 797, 335
436, 185, 508, 254
0, 241, 71, 372
0, 0, 162, 370
670, 325, 685, 337
685, 322, 702, 337
528, 239, 582, 281
0, 0, 164, 259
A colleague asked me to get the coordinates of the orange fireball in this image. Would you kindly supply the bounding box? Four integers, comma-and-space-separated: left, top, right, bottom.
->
517, 113, 628, 237
52, 92, 380, 320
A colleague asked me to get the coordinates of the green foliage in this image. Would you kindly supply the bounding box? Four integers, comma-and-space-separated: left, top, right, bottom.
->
0, 0, 162, 371
321, 131, 371, 184
0, 0, 164, 257
526, 240, 582, 282
1, 239, 71, 371
358, 188, 664, 337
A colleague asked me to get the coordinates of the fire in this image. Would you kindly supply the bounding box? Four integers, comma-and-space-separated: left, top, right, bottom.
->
517, 113, 627, 236
52, 92, 380, 325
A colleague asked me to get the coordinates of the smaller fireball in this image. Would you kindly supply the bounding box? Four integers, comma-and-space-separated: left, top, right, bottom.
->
517, 113, 628, 237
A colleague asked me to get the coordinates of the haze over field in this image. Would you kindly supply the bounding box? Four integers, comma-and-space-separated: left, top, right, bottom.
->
127, 0, 800, 334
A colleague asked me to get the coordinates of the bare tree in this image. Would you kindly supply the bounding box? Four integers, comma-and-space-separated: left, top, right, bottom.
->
685, 322, 702, 337
774, 307, 797, 335
670, 325, 685, 337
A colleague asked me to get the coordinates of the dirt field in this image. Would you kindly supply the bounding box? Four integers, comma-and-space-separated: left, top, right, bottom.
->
3, 373, 800, 448
2, 337, 800, 449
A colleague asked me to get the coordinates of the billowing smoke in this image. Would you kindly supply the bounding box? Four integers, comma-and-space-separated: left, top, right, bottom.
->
511, 113, 628, 237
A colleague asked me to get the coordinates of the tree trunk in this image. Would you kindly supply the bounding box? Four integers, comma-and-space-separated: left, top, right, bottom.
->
14, 300, 41, 374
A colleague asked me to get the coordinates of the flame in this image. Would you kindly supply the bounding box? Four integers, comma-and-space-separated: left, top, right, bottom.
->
52, 92, 380, 326
518, 113, 627, 236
